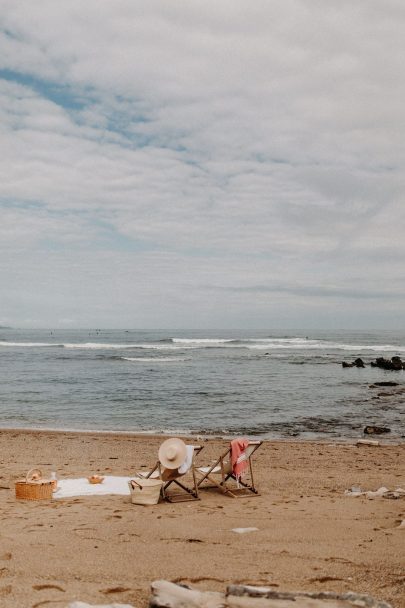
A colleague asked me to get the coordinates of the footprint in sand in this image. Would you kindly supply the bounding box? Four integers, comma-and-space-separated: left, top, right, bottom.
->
32, 583, 65, 592
310, 575, 346, 583
73, 529, 106, 542
101, 586, 131, 594
0, 585, 12, 597
0, 553, 12, 561
325, 556, 355, 565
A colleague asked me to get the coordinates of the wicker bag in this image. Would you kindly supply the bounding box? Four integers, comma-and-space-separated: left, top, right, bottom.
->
15, 468, 53, 501
128, 477, 163, 505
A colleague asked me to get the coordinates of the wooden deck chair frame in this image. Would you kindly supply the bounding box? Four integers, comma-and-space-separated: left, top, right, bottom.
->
196, 440, 262, 498
142, 445, 203, 503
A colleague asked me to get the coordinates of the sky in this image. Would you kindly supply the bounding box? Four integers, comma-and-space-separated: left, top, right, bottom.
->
0, 1, 404, 329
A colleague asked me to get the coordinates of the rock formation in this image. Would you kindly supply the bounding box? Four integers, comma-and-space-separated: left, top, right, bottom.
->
342, 356, 405, 370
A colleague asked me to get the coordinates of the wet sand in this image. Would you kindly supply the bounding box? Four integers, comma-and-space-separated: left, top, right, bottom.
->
0, 430, 404, 607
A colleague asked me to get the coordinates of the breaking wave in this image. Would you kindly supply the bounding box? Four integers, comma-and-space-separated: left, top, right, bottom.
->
171, 338, 236, 344
0, 341, 181, 350
1, 337, 404, 353
0, 341, 64, 347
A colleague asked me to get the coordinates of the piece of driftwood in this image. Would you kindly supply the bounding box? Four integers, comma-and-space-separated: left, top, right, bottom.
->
150, 580, 225, 608
150, 581, 392, 608
227, 585, 392, 607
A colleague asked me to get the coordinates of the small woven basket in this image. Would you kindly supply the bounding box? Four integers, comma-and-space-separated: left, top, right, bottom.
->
15, 469, 53, 501
88, 475, 104, 484
128, 477, 163, 505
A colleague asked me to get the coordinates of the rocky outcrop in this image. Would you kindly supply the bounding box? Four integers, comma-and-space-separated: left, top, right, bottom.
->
343, 356, 405, 370
364, 425, 391, 435
373, 381, 399, 387
342, 358, 365, 368
370, 356, 405, 370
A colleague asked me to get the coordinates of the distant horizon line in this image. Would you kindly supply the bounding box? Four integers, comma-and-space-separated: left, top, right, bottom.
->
1, 327, 404, 333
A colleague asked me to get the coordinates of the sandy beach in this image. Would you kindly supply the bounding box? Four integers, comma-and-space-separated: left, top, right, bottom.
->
0, 430, 404, 608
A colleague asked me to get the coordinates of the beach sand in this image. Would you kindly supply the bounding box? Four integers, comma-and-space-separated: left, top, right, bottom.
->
0, 430, 404, 607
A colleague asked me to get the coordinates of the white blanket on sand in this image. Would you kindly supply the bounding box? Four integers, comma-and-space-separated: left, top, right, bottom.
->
54, 476, 132, 498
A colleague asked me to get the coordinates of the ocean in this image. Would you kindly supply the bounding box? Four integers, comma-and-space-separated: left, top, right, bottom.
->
0, 328, 404, 441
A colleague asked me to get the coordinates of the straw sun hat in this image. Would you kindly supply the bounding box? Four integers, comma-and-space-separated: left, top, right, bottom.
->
158, 438, 187, 470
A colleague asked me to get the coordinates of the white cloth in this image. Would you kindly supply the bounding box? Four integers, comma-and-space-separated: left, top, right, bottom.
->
231, 527, 259, 534
178, 445, 194, 475
344, 486, 405, 499
54, 476, 132, 498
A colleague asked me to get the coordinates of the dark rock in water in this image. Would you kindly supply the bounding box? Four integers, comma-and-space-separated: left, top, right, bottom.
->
374, 381, 399, 387
375, 357, 391, 369
342, 358, 365, 368
373, 356, 404, 370
391, 356, 403, 370
364, 425, 391, 435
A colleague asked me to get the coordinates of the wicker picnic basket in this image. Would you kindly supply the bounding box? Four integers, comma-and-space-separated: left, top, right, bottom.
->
128, 477, 163, 505
15, 468, 53, 500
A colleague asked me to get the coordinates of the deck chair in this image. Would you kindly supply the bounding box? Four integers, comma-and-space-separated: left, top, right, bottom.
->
196, 440, 262, 498
138, 444, 203, 503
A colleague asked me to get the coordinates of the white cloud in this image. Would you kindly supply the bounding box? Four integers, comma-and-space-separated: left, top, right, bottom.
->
0, 1, 404, 327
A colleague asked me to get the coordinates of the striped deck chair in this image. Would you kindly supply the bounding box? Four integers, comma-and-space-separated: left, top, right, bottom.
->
196, 439, 262, 498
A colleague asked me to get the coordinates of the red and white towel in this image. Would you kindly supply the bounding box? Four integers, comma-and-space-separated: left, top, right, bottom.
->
231, 438, 249, 481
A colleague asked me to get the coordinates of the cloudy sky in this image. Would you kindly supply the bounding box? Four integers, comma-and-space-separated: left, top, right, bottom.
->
1, 1, 404, 329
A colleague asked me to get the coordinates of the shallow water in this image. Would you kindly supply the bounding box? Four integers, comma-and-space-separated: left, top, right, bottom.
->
0, 328, 404, 440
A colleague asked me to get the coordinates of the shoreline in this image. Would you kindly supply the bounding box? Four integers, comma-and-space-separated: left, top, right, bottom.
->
0, 425, 403, 445
0, 429, 404, 607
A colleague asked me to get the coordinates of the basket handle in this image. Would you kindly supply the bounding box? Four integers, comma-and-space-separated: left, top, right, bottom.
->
26, 468, 42, 482
130, 479, 143, 490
